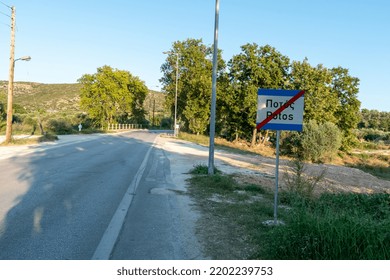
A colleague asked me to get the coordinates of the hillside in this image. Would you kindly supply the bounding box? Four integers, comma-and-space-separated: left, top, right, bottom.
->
0, 81, 167, 123
0, 81, 82, 114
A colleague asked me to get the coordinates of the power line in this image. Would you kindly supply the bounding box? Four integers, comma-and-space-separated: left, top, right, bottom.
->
0, 1, 12, 9
0, 6, 11, 28
0, 21, 10, 28
0, 10, 10, 18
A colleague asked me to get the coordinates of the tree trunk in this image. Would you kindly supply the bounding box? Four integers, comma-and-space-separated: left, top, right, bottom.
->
262, 130, 269, 144
37, 113, 45, 135
251, 127, 257, 147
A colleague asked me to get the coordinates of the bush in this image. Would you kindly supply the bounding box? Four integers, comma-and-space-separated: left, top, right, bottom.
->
281, 121, 342, 163
301, 121, 342, 162
46, 119, 75, 134
0, 101, 6, 121
160, 117, 173, 129
356, 128, 390, 144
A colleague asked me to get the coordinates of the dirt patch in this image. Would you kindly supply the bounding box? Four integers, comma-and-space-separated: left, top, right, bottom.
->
213, 150, 390, 195
162, 136, 390, 195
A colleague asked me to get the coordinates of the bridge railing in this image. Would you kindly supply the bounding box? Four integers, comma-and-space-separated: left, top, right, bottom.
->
107, 123, 143, 130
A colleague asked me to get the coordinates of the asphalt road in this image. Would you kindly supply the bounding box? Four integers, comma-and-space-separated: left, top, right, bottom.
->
0, 131, 203, 260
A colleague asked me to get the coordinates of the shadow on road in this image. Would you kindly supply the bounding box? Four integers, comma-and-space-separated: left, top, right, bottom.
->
0, 131, 156, 259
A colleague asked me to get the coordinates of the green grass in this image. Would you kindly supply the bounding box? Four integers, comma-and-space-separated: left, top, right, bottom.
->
188, 165, 390, 260
263, 192, 390, 259
189, 164, 221, 175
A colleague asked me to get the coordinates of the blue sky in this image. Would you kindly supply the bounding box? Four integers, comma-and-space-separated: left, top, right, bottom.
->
0, 0, 389, 111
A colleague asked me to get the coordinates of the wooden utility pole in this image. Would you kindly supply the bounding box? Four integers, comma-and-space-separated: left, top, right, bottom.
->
5, 6, 16, 144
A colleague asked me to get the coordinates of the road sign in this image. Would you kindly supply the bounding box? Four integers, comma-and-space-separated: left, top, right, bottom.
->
256, 89, 305, 131
256, 88, 305, 225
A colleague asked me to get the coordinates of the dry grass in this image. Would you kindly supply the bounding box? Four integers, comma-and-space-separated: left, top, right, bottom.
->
0, 134, 58, 146
179, 132, 275, 158
339, 152, 390, 180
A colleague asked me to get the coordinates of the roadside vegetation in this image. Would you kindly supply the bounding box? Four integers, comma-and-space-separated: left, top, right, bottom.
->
188, 164, 390, 260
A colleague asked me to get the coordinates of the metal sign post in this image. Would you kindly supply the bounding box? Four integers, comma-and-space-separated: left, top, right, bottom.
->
256, 89, 305, 225
274, 130, 281, 224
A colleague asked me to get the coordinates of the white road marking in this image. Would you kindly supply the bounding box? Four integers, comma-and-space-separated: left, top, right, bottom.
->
91, 137, 157, 260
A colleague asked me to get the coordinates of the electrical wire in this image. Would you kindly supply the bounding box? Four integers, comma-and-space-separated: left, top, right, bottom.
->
0, 10, 10, 18
0, 1, 11, 9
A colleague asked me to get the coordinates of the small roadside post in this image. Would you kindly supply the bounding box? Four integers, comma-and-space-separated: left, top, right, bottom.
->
256, 89, 305, 224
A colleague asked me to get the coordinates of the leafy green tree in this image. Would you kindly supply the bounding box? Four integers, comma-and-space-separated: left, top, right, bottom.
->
359, 109, 390, 131
78, 65, 147, 127
290, 61, 362, 150
290, 59, 338, 124
330, 66, 361, 150
226, 43, 290, 145
160, 39, 226, 135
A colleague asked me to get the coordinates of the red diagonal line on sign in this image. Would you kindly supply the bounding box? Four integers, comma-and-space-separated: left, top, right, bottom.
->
256, 90, 305, 130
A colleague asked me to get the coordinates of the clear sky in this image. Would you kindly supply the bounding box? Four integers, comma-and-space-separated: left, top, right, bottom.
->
0, 0, 389, 111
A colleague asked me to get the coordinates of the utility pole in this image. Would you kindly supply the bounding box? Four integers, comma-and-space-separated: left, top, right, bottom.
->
5, 6, 16, 144
163, 51, 179, 137
174, 52, 178, 137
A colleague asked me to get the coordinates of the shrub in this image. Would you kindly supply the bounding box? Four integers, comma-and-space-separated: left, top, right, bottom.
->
281, 121, 342, 163
160, 117, 173, 129
301, 121, 342, 162
46, 119, 75, 134
283, 158, 326, 201
356, 128, 390, 144
190, 164, 221, 175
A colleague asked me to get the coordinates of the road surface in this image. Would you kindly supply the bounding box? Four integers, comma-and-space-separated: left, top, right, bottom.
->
0, 131, 203, 260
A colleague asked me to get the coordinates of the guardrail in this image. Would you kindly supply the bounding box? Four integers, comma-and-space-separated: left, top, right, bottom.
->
107, 123, 143, 130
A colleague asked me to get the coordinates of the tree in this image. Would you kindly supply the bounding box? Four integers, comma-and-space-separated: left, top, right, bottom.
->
78, 65, 147, 127
359, 109, 390, 132
289, 61, 362, 151
160, 39, 226, 135
290, 59, 338, 124
226, 43, 290, 145
330, 66, 361, 150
